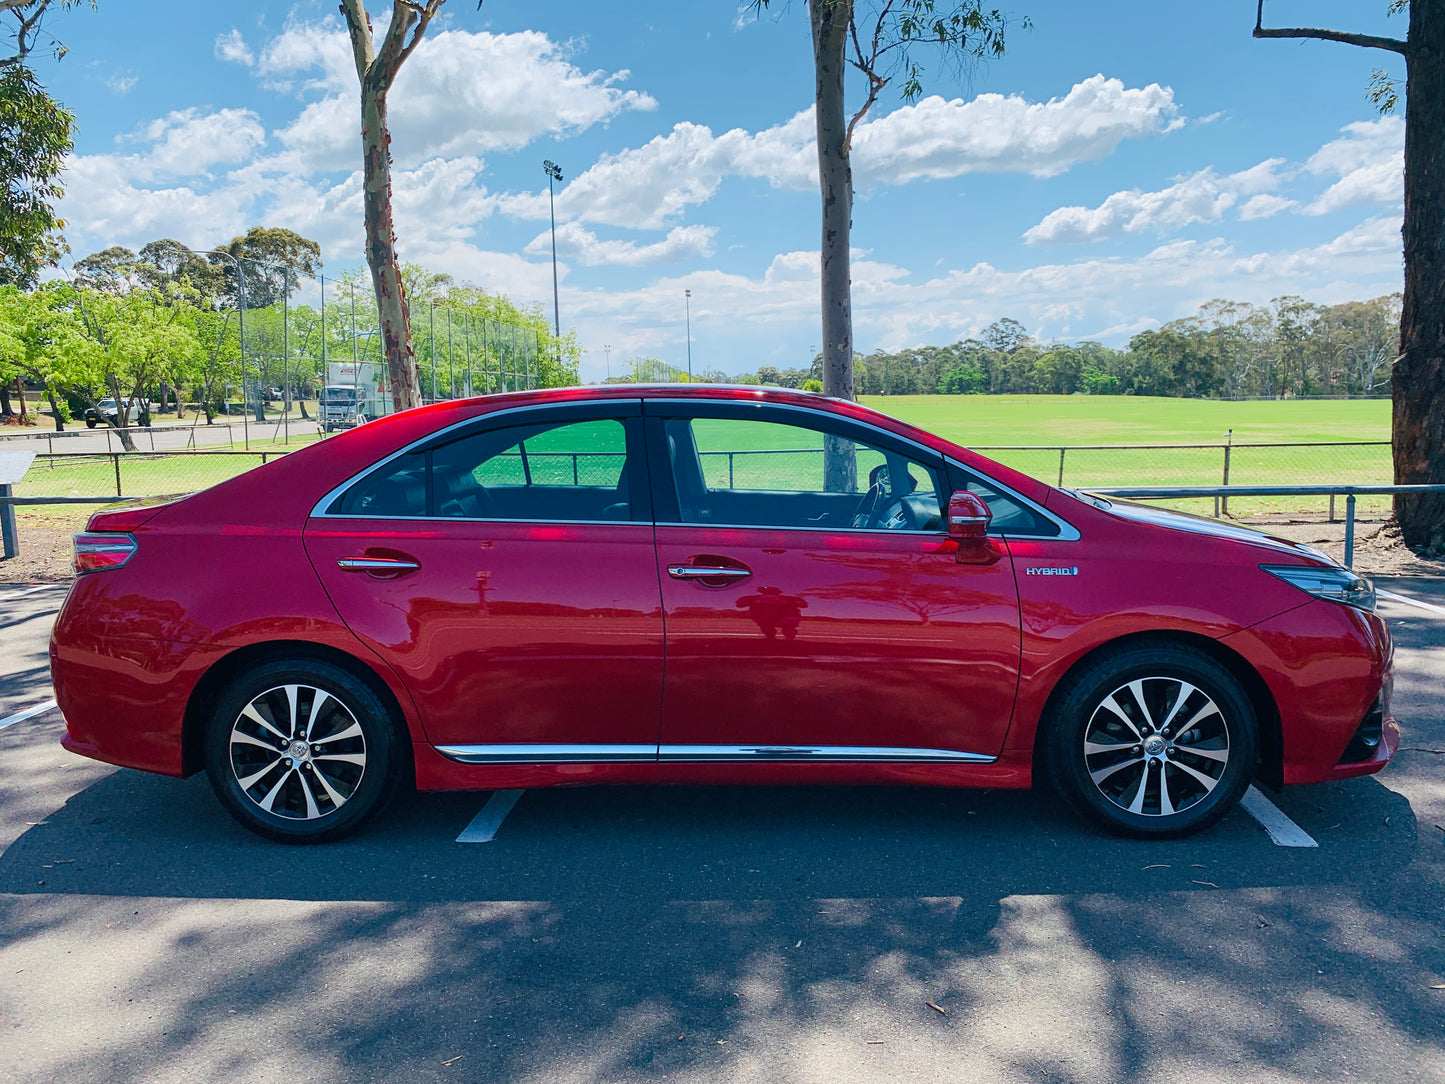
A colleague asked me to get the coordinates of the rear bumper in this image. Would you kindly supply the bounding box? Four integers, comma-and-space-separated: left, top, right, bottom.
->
51, 633, 224, 778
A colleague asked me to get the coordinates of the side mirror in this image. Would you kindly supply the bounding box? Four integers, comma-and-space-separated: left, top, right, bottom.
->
947, 490, 997, 565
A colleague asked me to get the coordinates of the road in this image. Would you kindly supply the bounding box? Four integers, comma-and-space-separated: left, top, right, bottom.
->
0, 579, 1441, 1083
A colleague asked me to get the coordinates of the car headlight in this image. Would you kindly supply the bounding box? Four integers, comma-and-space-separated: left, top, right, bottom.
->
1261, 564, 1375, 612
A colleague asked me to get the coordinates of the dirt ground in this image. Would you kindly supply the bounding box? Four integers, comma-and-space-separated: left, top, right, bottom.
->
3, 506, 1441, 588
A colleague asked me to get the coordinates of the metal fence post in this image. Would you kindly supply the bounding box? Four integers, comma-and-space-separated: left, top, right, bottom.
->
1344, 492, 1356, 569
0, 484, 16, 559
113, 452, 122, 497
1057, 448, 1066, 487
1219, 430, 1232, 518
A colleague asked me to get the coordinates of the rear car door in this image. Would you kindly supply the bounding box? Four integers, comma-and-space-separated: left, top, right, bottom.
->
305, 402, 664, 757
647, 401, 1022, 762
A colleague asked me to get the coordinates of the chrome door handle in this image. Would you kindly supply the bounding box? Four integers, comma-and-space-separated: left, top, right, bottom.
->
337, 556, 421, 573
667, 565, 751, 580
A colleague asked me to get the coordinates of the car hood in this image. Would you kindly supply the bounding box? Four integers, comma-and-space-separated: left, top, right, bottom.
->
1099, 498, 1334, 564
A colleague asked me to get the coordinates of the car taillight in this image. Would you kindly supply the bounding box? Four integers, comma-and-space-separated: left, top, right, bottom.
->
73, 532, 137, 574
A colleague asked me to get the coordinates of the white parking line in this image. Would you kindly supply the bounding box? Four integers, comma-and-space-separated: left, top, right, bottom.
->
456, 789, 524, 843
1240, 785, 1318, 848
0, 698, 58, 732
1378, 588, 1445, 618
0, 584, 65, 603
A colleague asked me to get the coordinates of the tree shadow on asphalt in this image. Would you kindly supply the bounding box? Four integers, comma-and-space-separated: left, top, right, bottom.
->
1, 771, 1442, 1082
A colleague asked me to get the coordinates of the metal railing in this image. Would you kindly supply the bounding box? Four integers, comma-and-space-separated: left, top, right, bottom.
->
1086, 484, 1445, 568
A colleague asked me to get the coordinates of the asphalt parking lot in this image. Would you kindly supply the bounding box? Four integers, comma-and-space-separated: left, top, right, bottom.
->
1, 579, 1442, 1083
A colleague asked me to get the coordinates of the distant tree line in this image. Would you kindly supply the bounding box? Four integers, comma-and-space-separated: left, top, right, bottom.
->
681, 294, 1399, 398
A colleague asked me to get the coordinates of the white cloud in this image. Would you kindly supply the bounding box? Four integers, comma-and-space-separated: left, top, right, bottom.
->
133, 108, 268, 177
260, 20, 657, 173
1024, 160, 1284, 244
106, 74, 138, 95
1303, 117, 1403, 215
214, 29, 254, 66
526, 222, 718, 267
501, 75, 1179, 230
1238, 193, 1296, 221
558, 216, 1401, 371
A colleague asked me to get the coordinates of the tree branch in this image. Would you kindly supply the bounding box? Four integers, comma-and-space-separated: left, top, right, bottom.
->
1254, 0, 1408, 54
337, 0, 376, 83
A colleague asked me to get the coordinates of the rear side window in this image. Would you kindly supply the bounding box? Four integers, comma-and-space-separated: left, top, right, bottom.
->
330, 417, 636, 522
434, 418, 631, 521
333, 451, 427, 517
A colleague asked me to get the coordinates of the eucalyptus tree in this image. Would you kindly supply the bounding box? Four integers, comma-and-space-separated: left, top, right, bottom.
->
751, 1, 1018, 406
338, 0, 449, 414
1255, 0, 1445, 552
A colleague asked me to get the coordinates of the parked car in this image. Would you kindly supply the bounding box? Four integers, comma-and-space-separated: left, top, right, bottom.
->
84, 397, 150, 429
51, 386, 1396, 843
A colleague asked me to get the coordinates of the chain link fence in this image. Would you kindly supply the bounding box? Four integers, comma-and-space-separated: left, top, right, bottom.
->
10, 440, 1400, 520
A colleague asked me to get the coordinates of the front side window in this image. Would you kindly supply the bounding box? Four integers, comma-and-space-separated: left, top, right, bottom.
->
664, 415, 944, 531
331, 416, 636, 522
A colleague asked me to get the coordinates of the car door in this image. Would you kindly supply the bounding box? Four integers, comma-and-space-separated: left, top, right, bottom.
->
647, 401, 1021, 762
305, 402, 665, 759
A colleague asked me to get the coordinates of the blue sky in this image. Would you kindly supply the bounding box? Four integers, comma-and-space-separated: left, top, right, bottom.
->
26, 1, 1408, 381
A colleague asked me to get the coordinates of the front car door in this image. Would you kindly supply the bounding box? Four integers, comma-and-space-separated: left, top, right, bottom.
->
647, 400, 1022, 763
305, 401, 664, 760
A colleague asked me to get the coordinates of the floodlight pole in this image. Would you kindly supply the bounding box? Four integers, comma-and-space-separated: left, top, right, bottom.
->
685, 289, 693, 380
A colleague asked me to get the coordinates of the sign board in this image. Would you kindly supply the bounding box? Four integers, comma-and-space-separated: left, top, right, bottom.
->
0, 448, 37, 486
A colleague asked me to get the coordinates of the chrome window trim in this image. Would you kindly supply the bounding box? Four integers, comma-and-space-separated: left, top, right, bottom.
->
945, 457, 1081, 542
309, 398, 644, 521
434, 742, 995, 765
653, 521, 940, 536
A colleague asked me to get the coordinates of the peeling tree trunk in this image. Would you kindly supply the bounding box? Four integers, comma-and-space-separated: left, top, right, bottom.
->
360, 82, 421, 413
340, 0, 440, 417
810, 0, 857, 495
811, 0, 854, 405
1394, 0, 1445, 553
45, 387, 62, 431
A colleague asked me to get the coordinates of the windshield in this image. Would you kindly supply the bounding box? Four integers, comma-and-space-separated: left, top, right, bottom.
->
323, 387, 357, 402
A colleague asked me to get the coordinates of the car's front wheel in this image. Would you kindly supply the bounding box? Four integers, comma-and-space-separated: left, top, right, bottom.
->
203, 658, 402, 843
1045, 643, 1258, 838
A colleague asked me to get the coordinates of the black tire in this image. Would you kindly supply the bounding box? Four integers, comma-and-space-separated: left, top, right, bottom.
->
85, 415, 97, 429
203, 658, 402, 843
1044, 643, 1258, 839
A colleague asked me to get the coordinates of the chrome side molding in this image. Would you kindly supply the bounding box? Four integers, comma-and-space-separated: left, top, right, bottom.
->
434, 743, 995, 765
436, 744, 657, 764
659, 745, 994, 763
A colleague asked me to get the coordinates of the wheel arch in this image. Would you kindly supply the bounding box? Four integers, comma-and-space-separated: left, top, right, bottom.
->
1031, 629, 1283, 790
181, 640, 417, 780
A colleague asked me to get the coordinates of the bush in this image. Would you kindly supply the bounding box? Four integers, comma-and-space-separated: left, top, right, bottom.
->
802, 379, 823, 393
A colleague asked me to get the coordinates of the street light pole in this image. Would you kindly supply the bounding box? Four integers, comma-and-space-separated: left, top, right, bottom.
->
604, 343, 611, 382
543, 159, 563, 362
685, 289, 693, 380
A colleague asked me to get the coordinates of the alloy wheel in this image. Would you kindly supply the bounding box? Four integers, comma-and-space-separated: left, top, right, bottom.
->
1081, 677, 1231, 818
228, 683, 367, 821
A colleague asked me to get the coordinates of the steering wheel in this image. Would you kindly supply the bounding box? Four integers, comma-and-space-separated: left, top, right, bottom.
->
850, 477, 886, 528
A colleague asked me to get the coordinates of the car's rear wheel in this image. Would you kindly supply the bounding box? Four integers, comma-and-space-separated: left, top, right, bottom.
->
203, 658, 401, 843
1045, 643, 1258, 838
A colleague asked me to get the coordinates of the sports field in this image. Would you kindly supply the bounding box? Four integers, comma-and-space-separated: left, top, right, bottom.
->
859, 394, 1390, 446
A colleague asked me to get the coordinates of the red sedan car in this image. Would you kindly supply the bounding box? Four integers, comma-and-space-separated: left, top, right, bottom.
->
50, 386, 1397, 842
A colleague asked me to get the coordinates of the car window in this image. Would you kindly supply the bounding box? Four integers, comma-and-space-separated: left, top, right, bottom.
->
950, 463, 1062, 538
435, 418, 631, 521
665, 416, 944, 531
330, 417, 635, 522
333, 450, 428, 517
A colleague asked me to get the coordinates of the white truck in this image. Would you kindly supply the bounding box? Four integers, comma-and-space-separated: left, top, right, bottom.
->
320, 362, 389, 432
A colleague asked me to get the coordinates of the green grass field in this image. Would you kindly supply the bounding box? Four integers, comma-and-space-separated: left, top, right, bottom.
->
859, 394, 1390, 446
16, 396, 1394, 520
